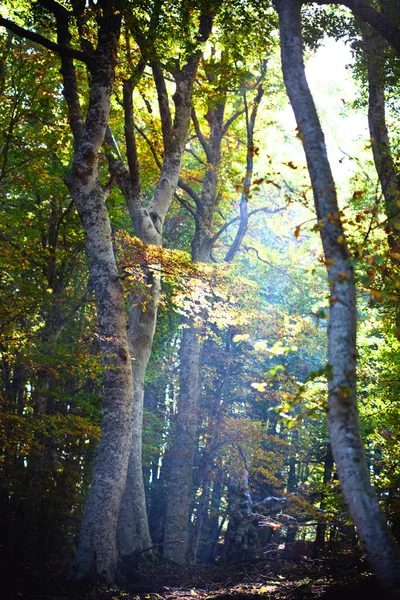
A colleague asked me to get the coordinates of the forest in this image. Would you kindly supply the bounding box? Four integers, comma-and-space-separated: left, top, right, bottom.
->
1, 0, 400, 599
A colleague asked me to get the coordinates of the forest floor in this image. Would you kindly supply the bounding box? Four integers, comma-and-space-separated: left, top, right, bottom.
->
7, 552, 394, 600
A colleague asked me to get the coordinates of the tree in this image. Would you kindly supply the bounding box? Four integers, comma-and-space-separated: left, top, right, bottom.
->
275, 0, 400, 594
0, 0, 216, 580
163, 9, 277, 561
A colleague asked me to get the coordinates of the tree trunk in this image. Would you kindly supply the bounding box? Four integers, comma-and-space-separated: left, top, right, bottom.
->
164, 80, 263, 562
63, 13, 136, 583
314, 444, 334, 556
116, 285, 159, 557
163, 323, 202, 563
362, 25, 400, 334
222, 470, 258, 563
163, 97, 226, 564
276, 1, 400, 595
105, 32, 211, 558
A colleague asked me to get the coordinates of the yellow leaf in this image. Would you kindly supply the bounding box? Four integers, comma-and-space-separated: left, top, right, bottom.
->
232, 334, 250, 343
251, 382, 267, 392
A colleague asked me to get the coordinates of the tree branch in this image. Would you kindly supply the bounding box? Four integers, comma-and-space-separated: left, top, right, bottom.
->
222, 108, 246, 136
0, 16, 91, 65
192, 106, 211, 161
134, 124, 163, 169
211, 206, 284, 248
123, 78, 141, 199
178, 178, 201, 206
174, 192, 197, 218
309, 0, 400, 55
152, 61, 173, 146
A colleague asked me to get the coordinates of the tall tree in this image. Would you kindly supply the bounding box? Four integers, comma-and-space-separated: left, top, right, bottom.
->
163, 56, 268, 563
275, 0, 400, 595
1, 0, 135, 582
105, 9, 214, 559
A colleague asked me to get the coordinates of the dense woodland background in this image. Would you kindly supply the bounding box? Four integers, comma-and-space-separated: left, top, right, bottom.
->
1, 0, 400, 598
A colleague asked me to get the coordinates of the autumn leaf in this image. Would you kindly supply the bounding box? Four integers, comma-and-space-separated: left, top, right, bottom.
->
370, 289, 383, 301
251, 382, 267, 392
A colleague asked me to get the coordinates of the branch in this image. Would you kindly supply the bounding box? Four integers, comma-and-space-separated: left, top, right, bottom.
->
178, 178, 201, 206
152, 61, 173, 146
0, 17, 90, 65
222, 108, 246, 136
185, 146, 208, 167
211, 207, 284, 247
134, 124, 163, 169
174, 192, 197, 218
243, 246, 304, 291
123, 78, 141, 198
192, 106, 211, 161
309, 0, 400, 55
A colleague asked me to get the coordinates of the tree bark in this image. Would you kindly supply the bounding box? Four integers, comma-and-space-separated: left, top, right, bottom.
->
310, 0, 400, 56
164, 93, 229, 563
275, 0, 400, 595
361, 25, 400, 334
106, 22, 212, 558
57, 10, 136, 582
165, 79, 265, 563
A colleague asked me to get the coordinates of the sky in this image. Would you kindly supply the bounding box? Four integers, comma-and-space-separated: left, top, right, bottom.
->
269, 37, 372, 203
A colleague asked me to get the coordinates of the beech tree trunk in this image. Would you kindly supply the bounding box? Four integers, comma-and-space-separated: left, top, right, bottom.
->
106, 21, 212, 558
63, 11, 137, 580
0, 2, 135, 581
164, 79, 264, 563
276, 1, 400, 595
116, 295, 159, 557
361, 25, 400, 335
163, 98, 227, 565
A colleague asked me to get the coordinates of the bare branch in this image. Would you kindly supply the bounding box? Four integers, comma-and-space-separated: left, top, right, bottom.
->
210, 206, 285, 248
185, 146, 207, 167
222, 108, 246, 136
244, 246, 303, 291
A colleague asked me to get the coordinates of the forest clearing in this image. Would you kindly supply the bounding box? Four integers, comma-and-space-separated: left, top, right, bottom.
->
1, 0, 400, 598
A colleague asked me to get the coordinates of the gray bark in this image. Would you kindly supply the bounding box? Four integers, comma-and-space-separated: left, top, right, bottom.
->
164, 98, 227, 564
18, 1, 137, 582
309, 0, 400, 56
363, 27, 400, 249
116, 289, 159, 557
276, 0, 400, 595
106, 24, 211, 557
165, 80, 265, 563
163, 323, 203, 564
362, 25, 400, 334
57, 9, 137, 582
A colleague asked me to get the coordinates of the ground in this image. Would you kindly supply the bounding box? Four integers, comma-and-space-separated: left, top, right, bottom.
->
6, 552, 393, 600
